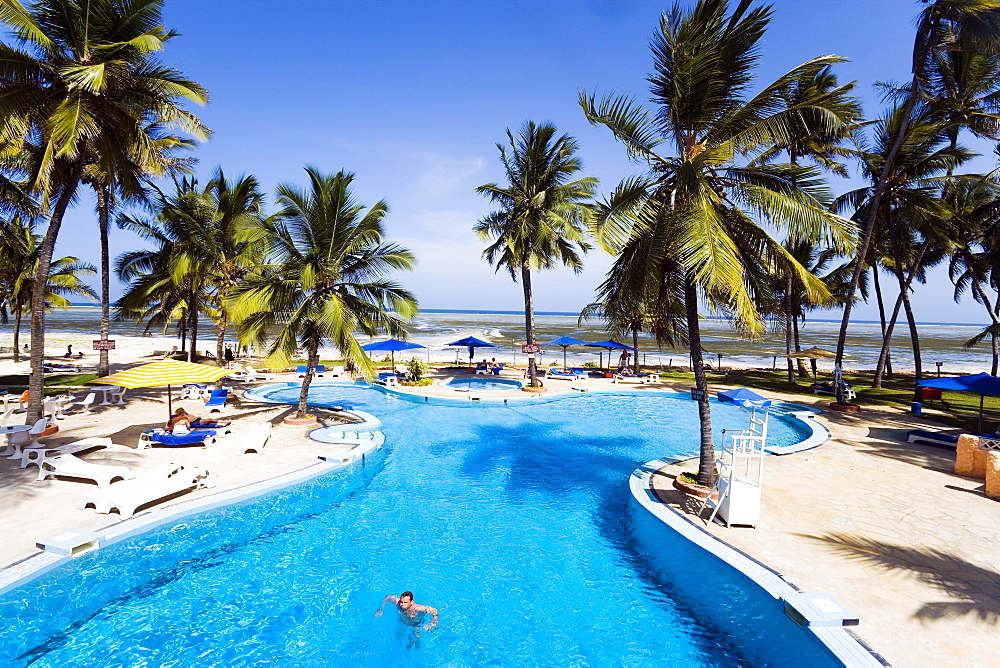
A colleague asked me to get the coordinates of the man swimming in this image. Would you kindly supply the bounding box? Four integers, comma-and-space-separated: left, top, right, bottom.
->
375, 590, 438, 648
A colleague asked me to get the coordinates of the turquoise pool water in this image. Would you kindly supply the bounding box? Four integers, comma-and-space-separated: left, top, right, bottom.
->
0, 385, 837, 666
443, 376, 524, 391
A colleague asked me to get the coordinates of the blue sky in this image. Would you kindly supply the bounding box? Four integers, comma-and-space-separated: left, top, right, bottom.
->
48, 0, 998, 324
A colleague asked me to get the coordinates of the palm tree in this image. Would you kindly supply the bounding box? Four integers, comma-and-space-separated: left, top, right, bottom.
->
116, 172, 268, 363
748, 64, 862, 381
0, 0, 208, 420
580, 0, 856, 486
0, 216, 96, 355
835, 105, 971, 387
832, 0, 1000, 403
949, 175, 1000, 372
87, 127, 197, 376
229, 167, 418, 419
475, 122, 597, 387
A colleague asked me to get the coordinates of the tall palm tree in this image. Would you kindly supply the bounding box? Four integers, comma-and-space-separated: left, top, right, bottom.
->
949, 175, 1000, 372
836, 105, 972, 387
116, 172, 267, 363
580, 0, 856, 486
0, 0, 208, 420
475, 122, 596, 387
86, 127, 197, 376
0, 216, 96, 355
748, 64, 862, 381
229, 168, 418, 419
833, 0, 1000, 403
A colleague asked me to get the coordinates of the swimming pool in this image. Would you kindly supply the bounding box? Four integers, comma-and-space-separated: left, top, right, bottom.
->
443, 376, 524, 391
0, 385, 841, 665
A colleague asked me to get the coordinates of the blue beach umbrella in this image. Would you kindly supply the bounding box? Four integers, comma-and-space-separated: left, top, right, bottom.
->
918, 372, 1000, 431
361, 338, 425, 367
447, 336, 497, 363
585, 340, 637, 369
546, 336, 588, 371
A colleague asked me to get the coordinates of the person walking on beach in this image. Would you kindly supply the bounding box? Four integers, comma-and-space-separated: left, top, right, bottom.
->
224, 345, 235, 366
375, 590, 438, 648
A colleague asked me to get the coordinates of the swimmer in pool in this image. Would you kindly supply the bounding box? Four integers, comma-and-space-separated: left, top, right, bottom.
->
375, 590, 438, 648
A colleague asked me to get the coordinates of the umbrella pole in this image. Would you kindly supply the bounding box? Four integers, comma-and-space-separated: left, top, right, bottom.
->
811, 359, 817, 378
563, 346, 567, 372
167, 383, 173, 420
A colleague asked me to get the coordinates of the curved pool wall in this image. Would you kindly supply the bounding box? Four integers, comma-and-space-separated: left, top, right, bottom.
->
0, 382, 845, 664
244, 382, 827, 455
630, 461, 884, 667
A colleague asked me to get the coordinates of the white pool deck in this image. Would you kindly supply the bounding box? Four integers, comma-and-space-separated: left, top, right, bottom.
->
0, 370, 997, 666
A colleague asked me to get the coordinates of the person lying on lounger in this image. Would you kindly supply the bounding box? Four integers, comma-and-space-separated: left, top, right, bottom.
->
168, 407, 231, 431
617, 366, 635, 376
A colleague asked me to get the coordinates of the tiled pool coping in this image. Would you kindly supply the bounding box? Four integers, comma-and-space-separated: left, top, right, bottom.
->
630, 460, 887, 667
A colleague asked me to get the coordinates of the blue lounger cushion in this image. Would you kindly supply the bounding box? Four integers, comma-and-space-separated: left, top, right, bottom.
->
151, 430, 216, 446
907, 429, 960, 444
204, 389, 228, 407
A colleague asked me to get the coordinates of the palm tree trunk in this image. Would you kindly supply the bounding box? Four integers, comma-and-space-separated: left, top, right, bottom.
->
97, 186, 111, 377
215, 312, 227, 368
179, 314, 187, 353
188, 296, 198, 363
900, 281, 922, 382
785, 277, 795, 383
685, 273, 715, 487
972, 281, 1000, 375
12, 305, 22, 363
872, 267, 893, 377
873, 241, 929, 387
632, 326, 639, 373
298, 340, 318, 419
521, 263, 538, 387
792, 316, 809, 376
834, 79, 921, 403
28, 161, 85, 422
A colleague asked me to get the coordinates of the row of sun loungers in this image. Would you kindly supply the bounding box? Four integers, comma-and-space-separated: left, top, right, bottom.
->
5, 418, 273, 523
79, 462, 210, 519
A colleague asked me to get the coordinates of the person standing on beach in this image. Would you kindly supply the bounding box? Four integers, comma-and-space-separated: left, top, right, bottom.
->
224, 345, 235, 366
375, 591, 438, 648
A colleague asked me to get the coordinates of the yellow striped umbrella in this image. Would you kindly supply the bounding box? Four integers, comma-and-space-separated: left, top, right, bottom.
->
91, 359, 235, 417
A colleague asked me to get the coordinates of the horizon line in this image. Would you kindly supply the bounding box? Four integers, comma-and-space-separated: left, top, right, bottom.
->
66, 303, 992, 328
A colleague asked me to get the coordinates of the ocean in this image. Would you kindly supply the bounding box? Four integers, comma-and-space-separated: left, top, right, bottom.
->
1, 306, 992, 374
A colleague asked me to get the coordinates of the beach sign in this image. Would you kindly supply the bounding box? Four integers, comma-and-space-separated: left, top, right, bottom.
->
522, 344, 540, 354
93, 340, 116, 350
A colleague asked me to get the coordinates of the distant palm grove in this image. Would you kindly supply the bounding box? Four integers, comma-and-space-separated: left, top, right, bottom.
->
2, 0, 1000, 481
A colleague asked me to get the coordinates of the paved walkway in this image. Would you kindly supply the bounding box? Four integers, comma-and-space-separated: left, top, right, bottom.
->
651, 396, 1000, 668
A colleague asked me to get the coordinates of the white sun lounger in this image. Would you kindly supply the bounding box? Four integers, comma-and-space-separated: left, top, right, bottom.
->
79, 462, 210, 519
240, 422, 272, 454
37, 453, 132, 487
20, 436, 113, 469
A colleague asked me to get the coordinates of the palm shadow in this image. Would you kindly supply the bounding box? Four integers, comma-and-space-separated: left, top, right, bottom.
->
800, 532, 1000, 623
458, 423, 751, 662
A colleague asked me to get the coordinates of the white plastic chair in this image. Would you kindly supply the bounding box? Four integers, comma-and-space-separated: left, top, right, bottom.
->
108, 386, 127, 405
76, 393, 96, 414
26, 418, 49, 448
0, 405, 14, 426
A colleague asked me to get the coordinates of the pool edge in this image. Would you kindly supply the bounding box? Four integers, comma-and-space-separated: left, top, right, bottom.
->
629, 459, 888, 668
0, 458, 356, 597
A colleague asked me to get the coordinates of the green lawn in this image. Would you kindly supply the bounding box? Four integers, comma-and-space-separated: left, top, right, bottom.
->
0, 373, 99, 395
653, 368, 1000, 433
